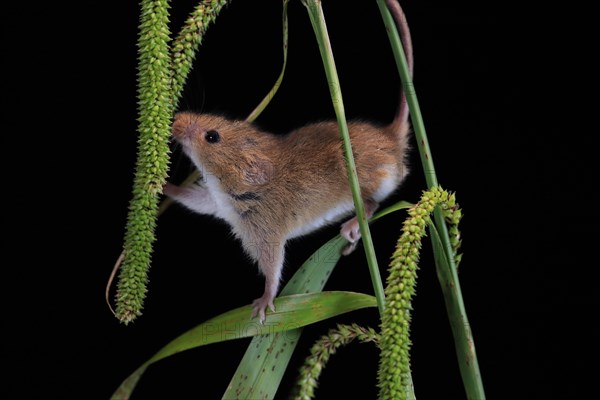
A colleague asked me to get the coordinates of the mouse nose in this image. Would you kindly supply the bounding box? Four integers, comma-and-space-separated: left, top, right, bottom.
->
172, 120, 197, 140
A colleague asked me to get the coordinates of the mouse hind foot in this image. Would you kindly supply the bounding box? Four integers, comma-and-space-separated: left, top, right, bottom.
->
251, 293, 275, 324
340, 218, 361, 255
340, 199, 378, 255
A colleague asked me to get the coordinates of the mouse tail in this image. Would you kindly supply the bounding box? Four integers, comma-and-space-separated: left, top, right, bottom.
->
386, 0, 414, 144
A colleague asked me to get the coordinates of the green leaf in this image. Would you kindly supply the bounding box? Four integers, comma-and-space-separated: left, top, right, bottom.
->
111, 366, 146, 400
222, 235, 347, 399
111, 289, 375, 399
371, 200, 413, 222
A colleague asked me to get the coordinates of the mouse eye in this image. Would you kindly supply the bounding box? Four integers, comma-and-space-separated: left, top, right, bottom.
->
205, 130, 220, 144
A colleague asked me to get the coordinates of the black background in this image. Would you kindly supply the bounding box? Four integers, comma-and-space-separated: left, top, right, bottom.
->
2, 1, 594, 399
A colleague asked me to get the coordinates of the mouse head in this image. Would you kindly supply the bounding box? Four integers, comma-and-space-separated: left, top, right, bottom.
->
172, 112, 275, 189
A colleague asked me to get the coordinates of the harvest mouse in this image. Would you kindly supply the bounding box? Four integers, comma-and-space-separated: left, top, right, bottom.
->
164, 0, 413, 323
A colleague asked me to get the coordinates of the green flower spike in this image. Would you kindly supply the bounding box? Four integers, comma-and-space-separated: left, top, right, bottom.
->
171, 0, 229, 108
377, 187, 462, 399
115, 0, 173, 324
293, 324, 379, 400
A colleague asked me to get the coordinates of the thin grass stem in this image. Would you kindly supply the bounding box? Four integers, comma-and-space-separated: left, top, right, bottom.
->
301, 0, 385, 315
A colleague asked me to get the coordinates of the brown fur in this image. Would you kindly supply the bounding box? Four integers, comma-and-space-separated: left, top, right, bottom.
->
173, 114, 409, 237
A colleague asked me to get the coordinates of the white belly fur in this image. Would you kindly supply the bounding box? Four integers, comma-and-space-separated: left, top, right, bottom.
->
203, 173, 242, 228
288, 164, 401, 240
288, 199, 355, 240
373, 164, 400, 202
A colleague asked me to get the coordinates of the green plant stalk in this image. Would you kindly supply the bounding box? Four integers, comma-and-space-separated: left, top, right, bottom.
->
301, 0, 385, 316
115, 0, 173, 324
429, 218, 483, 397
376, 1, 485, 398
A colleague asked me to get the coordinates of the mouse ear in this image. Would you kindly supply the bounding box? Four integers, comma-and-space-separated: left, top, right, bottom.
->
242, 156, 274, 185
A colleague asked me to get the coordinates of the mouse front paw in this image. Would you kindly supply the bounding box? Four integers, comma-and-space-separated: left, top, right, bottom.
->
251, 294, 276, 324
162, 182, 181, 197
